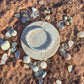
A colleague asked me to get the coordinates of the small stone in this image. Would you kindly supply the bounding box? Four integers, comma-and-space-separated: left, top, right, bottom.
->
64, 53, 71, 60
33, 61, 37, 66
65, 21, 70, 26
23, 56, 31, 63
40, 61, 47, 69
5, 31, 11, 38
77, 32, 84, 38
15, 51, 20, 59
56, 80, 62, 84
31, 11, 39, 19
59, 48, 66, 56
63, 15, 68, 21
68, 40, 74, 48
68, 65, 73, 72
32, 7, 37, 12
15, 13, 21, 18
39, 79, 43, 84
11, 47, 17, 52
32, 66, 39, 72
0, 60, 6, 65
24, 64, 29, 69
11, 30, 17, 36
41, 72, 47, 78
0, 36, 3, 45
44, 9, 50, 14
45, 15, 50, 20
1, 41, 10, 50
8, 48, 12, 56
62, 43, 69, 51
57, 21, 64, 31
12, 42, 17, 47
2, 53, 8, 61
35, 72, 40, 77
39, 1, 43, 5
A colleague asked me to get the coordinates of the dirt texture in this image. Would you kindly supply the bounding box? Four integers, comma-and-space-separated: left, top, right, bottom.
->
0, 0, 84, 84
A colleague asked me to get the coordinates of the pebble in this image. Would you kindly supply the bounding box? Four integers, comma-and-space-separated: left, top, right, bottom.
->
31, 11, 39, 19
40, 61, 47, 69
5, 31, 11, 38
64, 53, 71, 60
1, 40, 10, 50
62, 43, 69, 51
24, 64, 29, 69
0, 36, 3, 45
23, 56, 31, 63
15, 51, 20, 59
59, 48, 66, 56
68, 65, 73, 72
65, 21, 70, 26
56, 80, 62, 84
41, 72, 47, 78
15, 13, 21, 18
12, 42, 17, 47
32, 66, 39, 72
11, 47, 17, 52
11, 30, 17, 36
63, 15, 68, 21
35, 72, 40, 77
2, 53, 8, 61
45, 15, 50, 20
39, 1, 43, 5
44, 9, 50, 14
32, 7, 37, 12
33, 61, 37, 66
57, 21, 64, 31
39, 79, 43, 84
68, 40, 74, 48
0, 60, 6, 65
77, 32, 84, 38
8, 48, 12, 56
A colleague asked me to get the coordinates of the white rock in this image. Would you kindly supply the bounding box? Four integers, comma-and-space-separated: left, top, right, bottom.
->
1, 41, 10, 50
41, 72, 47, 78
32, 66, 39, 72
64, 53, 71, 60
8, 48, 12, 56
5, 31, 11, 38
11, 30, 17, 36
23, 56, 31, 63
77, 32, 84, 38
56, 80, 62, 84
32, 7, 37, 12
40, 61, 47, 69
35, 72, 40, 77
24, 64, 29, 69
68, 65, 73, 72
59, 48, 66, 56
1, 53, 8, 61
68, 40, 74, 48
39, 1, 43, 5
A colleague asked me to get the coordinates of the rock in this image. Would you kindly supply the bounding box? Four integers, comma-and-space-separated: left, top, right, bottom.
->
1, 40, 10, 50
11, 47, 17, 52
39, 79, 43, 84
62, 43, 69, 51
64, 53, 71, 60
68, 40, 74, 48
0, 36, 3, 45
0, 60, 6, 65
41, 72, 47, 78
59, 48, 66, 56
40, 61, 47, 69
65, 21, 70, 26
8, 48, 12, 56
31, 11, 39, 19
15, 13, 21, 18
39, 1, 43, 5
23, 56, 31, 63
57, 21, 64, 31
33, 61, 37, 66
56, 80, 62, 84
68, 65, 73, 72
32, 66, 39, 72
12, 42, 17, 47
44, 9, 50, 14
77, 32, 84, 38
5, 31, 11, 38
63, 15, 68, 21
32, 7, 37, 12
35, 72, 40, 77
11, 30, 17, 36
45, 15, 50, 20
15, 51, 20, 59
24, 64, 29, 69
